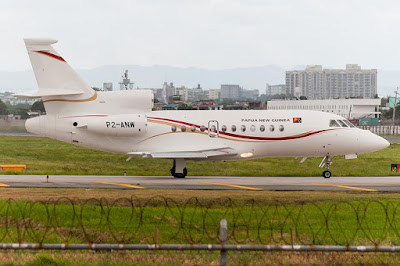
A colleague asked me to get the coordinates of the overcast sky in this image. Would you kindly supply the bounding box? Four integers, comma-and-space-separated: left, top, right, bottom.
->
2, 0, 400, 72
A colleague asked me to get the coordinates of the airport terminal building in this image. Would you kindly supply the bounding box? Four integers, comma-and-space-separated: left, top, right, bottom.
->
266, 98, 381, 119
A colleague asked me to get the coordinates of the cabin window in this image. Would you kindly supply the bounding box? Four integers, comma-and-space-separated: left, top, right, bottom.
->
190, 126, 196, 132
329, 120, 340, 127
241, 125, 246, 132
270, 125, 275, 132
250, 125, 256, 132
221, 125, 227, 132
231, 125, 237, 132
181, 125, 187, 132
337, 120, 348, 127
210, 125, 216, 132
260, 125, 265, 132
171, 125, 177, 132
200, 125, 206, 132
343, 120, 355, 128
279, 125, 284, 132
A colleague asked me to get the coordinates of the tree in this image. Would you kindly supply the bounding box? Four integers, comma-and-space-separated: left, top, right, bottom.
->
31, 100, 45, 113
0, 100, 9, 115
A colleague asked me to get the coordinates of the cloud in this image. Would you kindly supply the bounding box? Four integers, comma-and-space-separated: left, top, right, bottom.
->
2, 0, 400, 73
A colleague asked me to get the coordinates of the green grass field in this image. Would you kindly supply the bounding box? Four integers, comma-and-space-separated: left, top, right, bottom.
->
0, 188, 396, 265
0, 193, 398, 265
0, 135, 397, 176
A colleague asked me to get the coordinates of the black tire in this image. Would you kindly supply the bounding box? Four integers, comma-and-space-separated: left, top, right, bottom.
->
171, 167, 187, 178
322, 170, 332, 178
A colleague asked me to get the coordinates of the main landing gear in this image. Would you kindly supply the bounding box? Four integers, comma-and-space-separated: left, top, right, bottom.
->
170, 159, 187, 178
319, 155, 332, 178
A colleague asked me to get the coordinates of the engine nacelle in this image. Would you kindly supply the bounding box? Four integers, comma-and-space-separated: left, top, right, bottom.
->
86, 114, 147, 136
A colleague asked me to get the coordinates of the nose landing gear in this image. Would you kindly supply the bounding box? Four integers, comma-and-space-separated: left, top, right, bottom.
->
319, 156, 332, 178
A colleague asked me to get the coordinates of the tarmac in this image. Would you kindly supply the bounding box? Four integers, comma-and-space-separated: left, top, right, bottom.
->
0, 175, 399, 192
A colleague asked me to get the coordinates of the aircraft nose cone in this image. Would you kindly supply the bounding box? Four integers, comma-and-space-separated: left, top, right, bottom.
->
376, 135, 390, 150
358, 130, 390, 153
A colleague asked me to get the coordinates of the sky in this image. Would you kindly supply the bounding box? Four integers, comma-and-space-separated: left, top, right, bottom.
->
2, 0, 400, 72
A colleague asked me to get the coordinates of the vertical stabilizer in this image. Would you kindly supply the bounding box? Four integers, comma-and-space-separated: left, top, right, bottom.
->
24, 38, 94, 99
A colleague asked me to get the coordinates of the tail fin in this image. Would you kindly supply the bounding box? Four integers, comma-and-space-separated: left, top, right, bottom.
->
21, 38, 94, 99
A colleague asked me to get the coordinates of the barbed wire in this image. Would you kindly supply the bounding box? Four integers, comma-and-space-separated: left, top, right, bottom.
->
0, 197, 398, 246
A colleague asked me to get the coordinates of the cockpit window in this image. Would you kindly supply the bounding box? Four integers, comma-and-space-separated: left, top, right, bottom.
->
329, 120, 340, 127
343, 120, 355, 128
337, 120, 348, 127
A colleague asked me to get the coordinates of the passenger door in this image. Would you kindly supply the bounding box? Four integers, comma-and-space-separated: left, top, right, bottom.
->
208, 120, 219, 138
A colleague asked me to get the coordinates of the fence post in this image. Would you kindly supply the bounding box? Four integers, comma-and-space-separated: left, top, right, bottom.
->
220, 219, 227, 266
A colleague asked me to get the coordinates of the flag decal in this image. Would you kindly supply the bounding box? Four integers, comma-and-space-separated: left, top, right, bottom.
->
293, 117, 302, 123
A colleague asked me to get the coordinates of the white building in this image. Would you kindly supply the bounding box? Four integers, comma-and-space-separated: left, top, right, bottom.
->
266, 98, 381, 119
204, 89, 220, 100
266, 84, 286, 96
286, 64, 377, 100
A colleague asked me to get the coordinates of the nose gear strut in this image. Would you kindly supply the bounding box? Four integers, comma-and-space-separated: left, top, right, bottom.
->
319, 155, 332, 178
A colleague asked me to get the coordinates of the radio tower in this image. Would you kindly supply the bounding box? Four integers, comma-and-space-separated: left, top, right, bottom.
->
119, 70, 134, 90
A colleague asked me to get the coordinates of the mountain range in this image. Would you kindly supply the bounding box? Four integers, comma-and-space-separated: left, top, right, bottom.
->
1, 65, 399, 97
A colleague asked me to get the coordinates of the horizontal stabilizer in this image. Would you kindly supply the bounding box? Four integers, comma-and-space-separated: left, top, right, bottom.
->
24, 38, 94, 101
14, 88, 85, 98
127, 147, 237, 159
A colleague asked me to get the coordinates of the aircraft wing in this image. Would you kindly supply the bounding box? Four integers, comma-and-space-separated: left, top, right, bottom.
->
126, 147, 237, 160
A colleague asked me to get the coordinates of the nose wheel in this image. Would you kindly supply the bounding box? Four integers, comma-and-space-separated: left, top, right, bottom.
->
322, 170, 332, 178
319, 156, 332, 178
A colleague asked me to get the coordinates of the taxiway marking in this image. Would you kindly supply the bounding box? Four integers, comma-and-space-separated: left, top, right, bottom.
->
0, 183, 9, 187
92, 181, 145, 189
311, 183, 377, 192
201, 182, 262, 191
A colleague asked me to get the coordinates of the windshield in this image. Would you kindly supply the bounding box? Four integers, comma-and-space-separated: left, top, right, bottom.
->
343, 120, 355, 128
329, 120, 340, 127
337, 120, 348, 127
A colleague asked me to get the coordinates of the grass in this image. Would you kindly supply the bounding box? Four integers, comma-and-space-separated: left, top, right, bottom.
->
1, 251, 400, 265
0, 190, 397, 264
0, 135, 397, 176
0, 193, 397, 246
0, 188, 399, 204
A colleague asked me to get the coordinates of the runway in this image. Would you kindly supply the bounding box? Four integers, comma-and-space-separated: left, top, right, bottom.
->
0, 175, 398, 191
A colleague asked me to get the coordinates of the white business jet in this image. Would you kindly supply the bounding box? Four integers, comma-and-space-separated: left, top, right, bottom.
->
19, 39, 389, 178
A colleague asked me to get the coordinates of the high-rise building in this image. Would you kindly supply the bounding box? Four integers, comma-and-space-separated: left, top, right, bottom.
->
220, 85, 242, 100
286, 65, 377, 100
163, 82, 176, 103
266, 84, 286, 96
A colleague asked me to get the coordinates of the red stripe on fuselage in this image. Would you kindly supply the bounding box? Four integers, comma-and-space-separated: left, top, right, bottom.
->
147, 116, 339, 141
35, 50, 66, 62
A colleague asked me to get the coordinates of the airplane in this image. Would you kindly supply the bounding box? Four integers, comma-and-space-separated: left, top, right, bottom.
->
18, 38, 390, 179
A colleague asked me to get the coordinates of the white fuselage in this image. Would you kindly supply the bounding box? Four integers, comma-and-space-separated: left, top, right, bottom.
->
25, 100, 389, 161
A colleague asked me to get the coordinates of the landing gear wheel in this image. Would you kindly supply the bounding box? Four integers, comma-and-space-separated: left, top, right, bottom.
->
171, 167, 187, 178
322, 170, 331, 178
